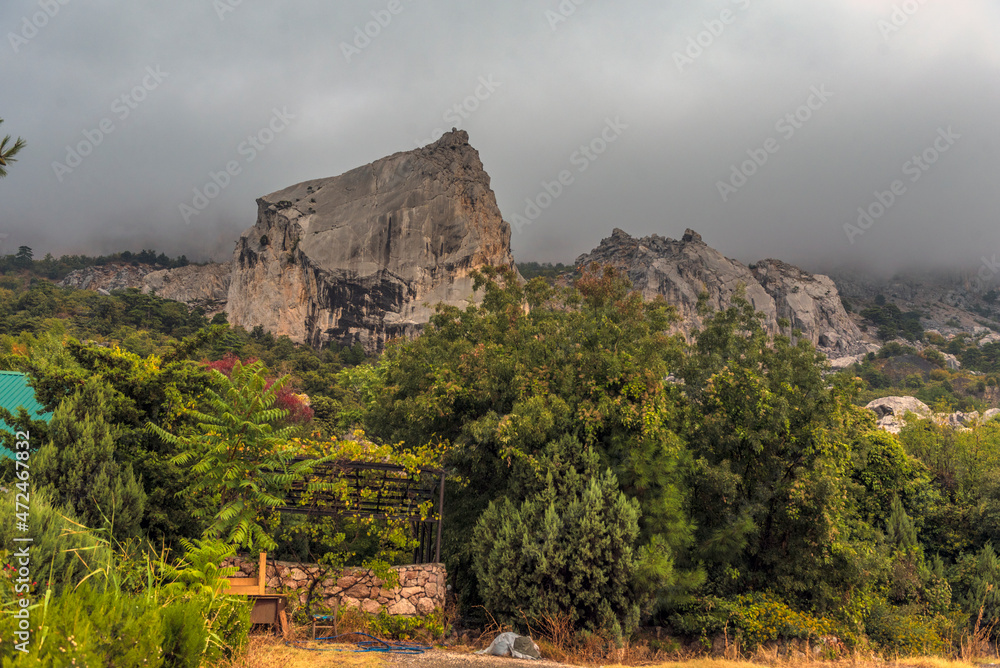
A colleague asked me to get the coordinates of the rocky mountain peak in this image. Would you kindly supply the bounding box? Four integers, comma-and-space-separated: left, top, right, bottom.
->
225, 132, 516, 351
681, 228, 703, 244
576, 228, 867, 357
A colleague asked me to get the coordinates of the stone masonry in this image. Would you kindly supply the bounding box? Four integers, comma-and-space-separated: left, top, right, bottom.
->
225, 556, 446, 616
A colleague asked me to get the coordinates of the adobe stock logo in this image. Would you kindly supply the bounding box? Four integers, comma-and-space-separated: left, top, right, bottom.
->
414, 75, 502, 147
674, 0, 752, 74
878, 0, 931, 41
546, 0, 586, 31
340, 0, 414, 63
8, 0, 72, 53
844, 126, 960, 245
510, 117, 628, 233
52, 66, 169, 182
716, 85, 833, 202
213, 0, 243, 21
179, 108, 296, 224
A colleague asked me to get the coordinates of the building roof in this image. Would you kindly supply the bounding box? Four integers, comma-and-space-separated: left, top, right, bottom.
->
0, 371, 52, 460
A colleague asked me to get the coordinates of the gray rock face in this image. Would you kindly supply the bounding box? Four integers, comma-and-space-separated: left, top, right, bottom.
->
225, 130, 516, 350
576, 228, 775, 331
143, 264, 231, 316
60, 263, 230, 316
866, 396, 932, 418
60, 264, 157, 292
576, 228, 865, 356
750, 259, 864, 353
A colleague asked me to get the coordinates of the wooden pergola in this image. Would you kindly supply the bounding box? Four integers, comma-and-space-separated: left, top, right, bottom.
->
276, 458, 447, 564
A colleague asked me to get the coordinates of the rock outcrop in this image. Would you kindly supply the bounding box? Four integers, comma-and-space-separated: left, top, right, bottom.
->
576, 228, 866, 356
142, 264, 232, 310
60, 263, 230, 316
143, 264, 231, 314
224, 130, 516, 350
865, 397, 1000, 434
865, 396, 932, 434
60, 264, 157, 293
750, 259, 864, 353
576, 228, 774, 331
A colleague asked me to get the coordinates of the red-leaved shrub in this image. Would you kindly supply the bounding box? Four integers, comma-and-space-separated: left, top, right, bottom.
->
203, 352, 313, 423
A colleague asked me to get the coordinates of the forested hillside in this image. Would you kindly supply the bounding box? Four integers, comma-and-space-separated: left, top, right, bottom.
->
3, 258, 1000, 661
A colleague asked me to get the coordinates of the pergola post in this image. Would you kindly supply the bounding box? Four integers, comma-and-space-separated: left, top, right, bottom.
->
435, 471, 445, 564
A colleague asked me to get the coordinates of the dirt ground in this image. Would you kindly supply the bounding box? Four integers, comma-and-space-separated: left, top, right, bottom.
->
381, 649, 574, 667
233, 637, 577, 668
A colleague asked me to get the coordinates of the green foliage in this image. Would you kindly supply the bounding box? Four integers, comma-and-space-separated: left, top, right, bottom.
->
862, 596, 955, 656
369, 266, 691, 612
0, 575, 248, 667
670, 593, 846, 651
33, 377, 146, 540
160, 538, 236, 600
962, 341, 1000, 374
515, 261, 574, 280
203, 596, 252, 662
861, 303, 924, 341
15, 338, 217, 547
680, 296, 865, 611
887, 496, 918, 553
878, 342, 919, 358
0, 118, 26, 179
1, 583, 163, 666
0, 249, 191, 281
851, 430, 918, 527
149, 359, 324, 551
365, 609, 446, 641
854, 359, 892, 389
951, 543, 1000, 636
922, 347, 947, 368
0, 489, 111, 591
158, 539, 252, 663
726, 593, 841, 649
472, 436, 641, 640
160, 597, 210, 668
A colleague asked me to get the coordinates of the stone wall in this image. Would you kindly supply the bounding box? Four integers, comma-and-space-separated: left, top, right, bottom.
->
225, 556, 445, 617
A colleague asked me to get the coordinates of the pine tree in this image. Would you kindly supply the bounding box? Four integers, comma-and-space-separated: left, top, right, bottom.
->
472, 435, 641, 641
887, 495, 918, 553
33, 377, 147, 540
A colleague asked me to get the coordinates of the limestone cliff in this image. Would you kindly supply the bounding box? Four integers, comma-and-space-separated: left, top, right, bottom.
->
749, 258, 864, 353
60, 264, 157, 293
60, 263, 230, 316
143, 264, 231, 315
224, 130, 516, 350
576, 228, 866, 356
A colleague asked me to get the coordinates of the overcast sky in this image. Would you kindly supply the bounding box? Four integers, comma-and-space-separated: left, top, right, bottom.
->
1, 1, 997, 274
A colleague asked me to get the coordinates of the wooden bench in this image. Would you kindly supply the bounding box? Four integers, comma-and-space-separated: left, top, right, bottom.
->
227, 552, 267, 595
226, 552, 288, 637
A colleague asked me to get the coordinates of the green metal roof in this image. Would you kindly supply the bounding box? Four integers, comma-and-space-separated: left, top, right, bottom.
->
0, 371, 52, 461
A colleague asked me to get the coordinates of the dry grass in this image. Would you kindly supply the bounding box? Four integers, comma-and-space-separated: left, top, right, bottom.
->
601, 658, 989, 668
211, 634, 385, 668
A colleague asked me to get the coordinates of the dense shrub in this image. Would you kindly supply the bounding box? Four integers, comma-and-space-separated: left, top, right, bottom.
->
669, 593, 846, 652
472, 436, 641, 641
0, 584, 163, 666
862, 597, 956, 656
0, 490, 111, 591
861, 304, 924, 341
